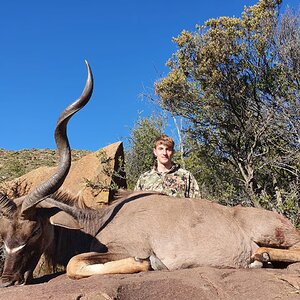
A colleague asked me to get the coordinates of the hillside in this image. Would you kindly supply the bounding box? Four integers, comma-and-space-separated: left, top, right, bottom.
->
0, 148, 90, 183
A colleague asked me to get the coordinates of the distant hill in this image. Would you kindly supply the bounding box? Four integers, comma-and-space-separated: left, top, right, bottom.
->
0, 148, 91, 183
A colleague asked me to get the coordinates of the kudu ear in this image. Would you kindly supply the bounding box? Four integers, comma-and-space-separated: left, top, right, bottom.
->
49, 211, 82, 230
37, 198, 82, 229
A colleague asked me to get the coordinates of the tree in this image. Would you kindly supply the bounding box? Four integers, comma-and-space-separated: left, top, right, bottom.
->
155, 0, 300, 218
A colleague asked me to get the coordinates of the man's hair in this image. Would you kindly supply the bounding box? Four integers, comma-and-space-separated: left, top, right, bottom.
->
153, 134, 175, 151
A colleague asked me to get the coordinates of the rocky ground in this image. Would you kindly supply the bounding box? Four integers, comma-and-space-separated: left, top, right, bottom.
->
0, 266, 300, 300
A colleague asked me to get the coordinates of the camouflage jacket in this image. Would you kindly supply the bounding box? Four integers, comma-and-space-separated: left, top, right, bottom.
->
134, 164, 200, 198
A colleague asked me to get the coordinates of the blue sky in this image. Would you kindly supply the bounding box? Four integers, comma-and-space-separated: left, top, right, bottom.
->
1, 0, 299, 151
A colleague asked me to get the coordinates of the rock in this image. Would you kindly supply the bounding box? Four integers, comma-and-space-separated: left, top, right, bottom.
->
2, 142, 127, 208
0, 267, 299, 300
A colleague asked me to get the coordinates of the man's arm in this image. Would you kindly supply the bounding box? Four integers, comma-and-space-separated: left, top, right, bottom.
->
134, 176, 142, 191
188, 173, 201, 198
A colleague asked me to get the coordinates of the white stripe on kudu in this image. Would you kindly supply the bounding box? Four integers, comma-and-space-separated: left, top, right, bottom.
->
4, 243, 26, 254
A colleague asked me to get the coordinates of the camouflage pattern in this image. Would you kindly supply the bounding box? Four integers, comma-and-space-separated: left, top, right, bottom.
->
134, 164, 200, 198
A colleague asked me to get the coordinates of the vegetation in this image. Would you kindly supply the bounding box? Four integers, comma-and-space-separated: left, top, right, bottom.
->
84, 149, 127, 200
123, 1, 300, 227
153, 0, 300, 226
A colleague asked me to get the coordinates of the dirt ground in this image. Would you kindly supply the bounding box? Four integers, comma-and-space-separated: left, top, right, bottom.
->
0, 266, 300, 300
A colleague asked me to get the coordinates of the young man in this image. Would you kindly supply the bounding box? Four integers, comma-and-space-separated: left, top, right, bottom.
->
134, 134, 200, 198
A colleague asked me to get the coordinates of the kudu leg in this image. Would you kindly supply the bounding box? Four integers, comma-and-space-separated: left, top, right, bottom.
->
66, 252, 151, 279
252, 247, 300, 264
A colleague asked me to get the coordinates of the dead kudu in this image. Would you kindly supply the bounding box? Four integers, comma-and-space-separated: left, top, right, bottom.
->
1, 63, 300, 288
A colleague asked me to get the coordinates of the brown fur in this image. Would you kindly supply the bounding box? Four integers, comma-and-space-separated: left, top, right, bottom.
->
1, 190, 300, 285
65, 192, 300, 277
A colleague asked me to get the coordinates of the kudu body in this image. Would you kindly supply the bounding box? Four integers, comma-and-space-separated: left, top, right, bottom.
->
1, 62, 300, 287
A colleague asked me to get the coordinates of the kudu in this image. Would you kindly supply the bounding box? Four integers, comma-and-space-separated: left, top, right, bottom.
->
1, 62, 300, 287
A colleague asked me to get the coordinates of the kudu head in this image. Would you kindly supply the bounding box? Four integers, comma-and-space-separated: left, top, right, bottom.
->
0, 61, 93, 287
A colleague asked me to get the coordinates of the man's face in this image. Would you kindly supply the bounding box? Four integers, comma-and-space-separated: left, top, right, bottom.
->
153, 144, 174, 166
